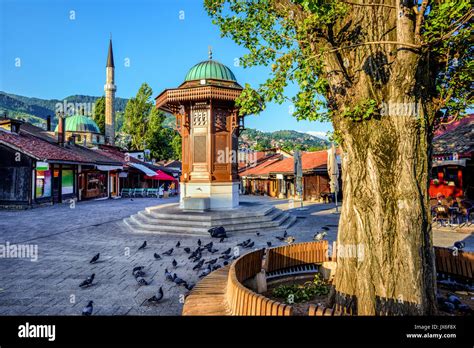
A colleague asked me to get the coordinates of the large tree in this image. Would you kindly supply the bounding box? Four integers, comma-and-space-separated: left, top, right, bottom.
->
92, 96, 106, 134
124, 83, 180, 160
205, 0, 473, 315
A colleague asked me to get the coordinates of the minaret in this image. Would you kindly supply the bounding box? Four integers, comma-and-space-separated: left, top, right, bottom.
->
104, 38, 116, 145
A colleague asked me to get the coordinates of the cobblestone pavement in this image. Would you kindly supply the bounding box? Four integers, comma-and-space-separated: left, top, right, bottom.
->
0, 196, 472, 316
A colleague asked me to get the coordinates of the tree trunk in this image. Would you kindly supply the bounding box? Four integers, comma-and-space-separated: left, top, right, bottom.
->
331, 104, 437, 315
308, 1, 439, 315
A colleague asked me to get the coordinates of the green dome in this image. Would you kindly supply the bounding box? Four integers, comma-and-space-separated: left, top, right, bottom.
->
54, 115, 101, 133
185, 60, 237, 82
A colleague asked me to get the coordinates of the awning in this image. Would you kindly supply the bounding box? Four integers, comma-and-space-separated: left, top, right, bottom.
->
145, 169, 178, 181
128, 162, 158, 176
96, 165, 123, 171
432, 159, 467, 167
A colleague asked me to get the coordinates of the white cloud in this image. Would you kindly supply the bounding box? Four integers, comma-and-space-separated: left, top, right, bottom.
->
306, 131, 329, 139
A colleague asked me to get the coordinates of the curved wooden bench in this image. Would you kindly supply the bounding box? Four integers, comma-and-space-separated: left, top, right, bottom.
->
226, 249, 292, 316
308, 304, 342, 316
265, 240, 329, 273
182, 265, 231, 315
183, 241, 329, 316
434, 247, 474, 282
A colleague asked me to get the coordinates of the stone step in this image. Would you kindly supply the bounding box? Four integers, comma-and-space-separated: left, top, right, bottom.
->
136, 207, 283, 228
144, 204, 275, 221
124, 202, 298, 236
124, 212, 297, 236
124, 218, 210, 236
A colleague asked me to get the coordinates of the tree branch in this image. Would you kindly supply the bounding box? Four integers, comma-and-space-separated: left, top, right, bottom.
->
311, 40, 422, 59
340, 1, 396, 9
415, 0, 429, 42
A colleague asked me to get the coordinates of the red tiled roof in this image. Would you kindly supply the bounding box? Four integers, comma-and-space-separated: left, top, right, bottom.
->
240, 149, 334, 177
0, 128, 122, 165
434, 114, 473, 137
239, 154, 283, 176
0, 129, 92, 163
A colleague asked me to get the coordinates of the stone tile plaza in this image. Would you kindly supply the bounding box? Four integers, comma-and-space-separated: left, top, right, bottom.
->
0, 2, 473, 345
0, 196, 469, 316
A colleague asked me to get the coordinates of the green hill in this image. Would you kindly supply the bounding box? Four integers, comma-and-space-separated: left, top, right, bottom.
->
0, 91, 129, 127
240, 128, 329, 152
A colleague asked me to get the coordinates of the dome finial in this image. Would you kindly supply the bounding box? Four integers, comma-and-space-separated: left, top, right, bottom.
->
208, 45, 212, 60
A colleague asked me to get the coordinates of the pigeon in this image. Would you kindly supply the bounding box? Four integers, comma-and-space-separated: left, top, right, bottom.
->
321, 226, 330, 231
206, 258, 218, 265
454, 241, 465, 250
197, 239, 202, 246
173, 274, 187, 286
79, 274, 95, 288
212, 264, 222, 271
185, 283, 195, 291
136, 277, 149, 286
223, 261, 229, 266
237, 239, 251, 247
256, 232, 260, 236
132, 266, 144, 273
203, 242, 213, 249
89, 253, 100, 264
283, 231, 288, 238
439, 301, 456, 313
176, 241, 181, 248
209, 248, 219, 254
184, 247, 191, 254
458, 303, 472, 313
192, 253, 202, 262
199, 268, 211, 278
219, 237, 226, 243
314, 232, 327, 241
243, 241, 255, 248
275, 236, 285, 241
134, 270, 146, 278
165, 268, 175, 282
446, 294, 462, 307
285, 236, 295, 244
162, 248, 174, 256
193, 259, 204, 270
154, 253, 162, 260
267, 241, 272, 247
82, 301, 94, 316
145, 287, 164, 304
138, 241, 147, 251
222, 248, 231, 255
220, 254, 232, 260
172, 259, 178, 268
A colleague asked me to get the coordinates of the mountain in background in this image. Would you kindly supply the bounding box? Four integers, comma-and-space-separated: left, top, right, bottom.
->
0, 91, 328, 151
0, 91, 129, 127
240, 128, 329, 152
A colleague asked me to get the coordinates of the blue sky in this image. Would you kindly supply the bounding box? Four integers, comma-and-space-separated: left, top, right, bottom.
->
0, 0, 332, 137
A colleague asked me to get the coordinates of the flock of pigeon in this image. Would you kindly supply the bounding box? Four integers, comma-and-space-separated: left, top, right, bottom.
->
79, 227, 334, 315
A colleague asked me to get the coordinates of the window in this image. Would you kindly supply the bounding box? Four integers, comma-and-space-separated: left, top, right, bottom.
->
36, 170, 52, 198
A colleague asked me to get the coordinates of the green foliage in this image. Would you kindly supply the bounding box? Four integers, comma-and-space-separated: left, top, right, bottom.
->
205, 0, 472, 126
272, 273, 329, 304
341, 99, 378, 122
171, 133, 182, 160
92, 97, 106, 133
422, 0, 473, 120
124, 83, 179, 160
124, 83, 154, 150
